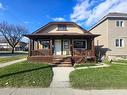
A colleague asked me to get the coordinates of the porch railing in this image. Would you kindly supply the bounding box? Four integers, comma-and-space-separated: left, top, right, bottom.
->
73, 49, 95, 57
31, 49, 52, 56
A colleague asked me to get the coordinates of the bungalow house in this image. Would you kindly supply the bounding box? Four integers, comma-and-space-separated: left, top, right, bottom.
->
25, 22, 99, 66
90, 12, 127, 60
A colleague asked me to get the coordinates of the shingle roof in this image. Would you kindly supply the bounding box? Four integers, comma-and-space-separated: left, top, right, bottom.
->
25, 22, 100, 38
106, 12, 127, 17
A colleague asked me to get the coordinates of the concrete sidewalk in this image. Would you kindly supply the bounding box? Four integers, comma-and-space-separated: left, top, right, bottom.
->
0, 88, 127, 95
50, 67, 74, 88
0, 58, 27, 68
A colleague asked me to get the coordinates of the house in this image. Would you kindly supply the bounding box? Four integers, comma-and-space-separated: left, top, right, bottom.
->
0, 38, 11, 51
25, 22, 99, 66
0, 37, 28, 51
90, 12, 127, 60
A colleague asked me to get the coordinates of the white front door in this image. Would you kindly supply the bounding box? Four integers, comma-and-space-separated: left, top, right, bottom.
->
55, 40, 61, 55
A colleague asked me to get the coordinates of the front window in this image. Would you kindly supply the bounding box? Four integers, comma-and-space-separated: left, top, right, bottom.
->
115, 39, 124, 47
116, 20, 124, 27
74, 40, 87, 49
58, 24, 67, 31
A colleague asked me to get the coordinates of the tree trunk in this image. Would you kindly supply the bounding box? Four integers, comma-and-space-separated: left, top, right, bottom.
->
11, 47, 15, 54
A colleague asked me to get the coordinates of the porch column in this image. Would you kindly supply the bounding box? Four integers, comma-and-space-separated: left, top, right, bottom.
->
50, 38, 53, 55
92, 38, 95, 56
32, 40, 34, 50
29, 39, 34, 56
70, 38, 73, 56
37, 40, 39, 49
61, 38, 63, 55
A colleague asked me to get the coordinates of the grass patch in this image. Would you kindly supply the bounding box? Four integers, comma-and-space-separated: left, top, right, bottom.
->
113, 60, 127, 63
74, 63, 97, 68
0, 55, 27, 63
0, 61, 53, 87
70, 64, 127, 89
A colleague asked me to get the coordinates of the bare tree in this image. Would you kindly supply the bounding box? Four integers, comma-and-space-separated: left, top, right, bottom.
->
0, 22, 28, 53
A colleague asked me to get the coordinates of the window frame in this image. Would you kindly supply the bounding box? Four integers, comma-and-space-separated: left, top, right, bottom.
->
116, 20, 124, 27
57, 24, 67, 31
115, 38, 124, 48
73, 39, 87, 49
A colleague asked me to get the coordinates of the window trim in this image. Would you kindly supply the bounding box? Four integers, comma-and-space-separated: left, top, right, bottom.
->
73, 39, 87, 49
116, 20, 124, 27
115, 38, 124, 48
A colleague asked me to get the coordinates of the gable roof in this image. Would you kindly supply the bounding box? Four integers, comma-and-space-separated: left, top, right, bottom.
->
32, 22, 90, 34
89, 12, 127, 31
25, 22, 100, 38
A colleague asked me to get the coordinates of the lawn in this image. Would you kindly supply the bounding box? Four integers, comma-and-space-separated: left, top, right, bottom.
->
0, 61, 53, 87
0, 55, 27, 63
113, 60, 127, 63
70, 64, 127, 89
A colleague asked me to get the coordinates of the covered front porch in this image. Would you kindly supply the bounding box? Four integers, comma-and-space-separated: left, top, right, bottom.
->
26, 34, 96, 64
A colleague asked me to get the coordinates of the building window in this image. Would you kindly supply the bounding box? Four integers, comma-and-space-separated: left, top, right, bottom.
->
58, 25, 67, 31
115, 39, 124, 47
116, 20, 124, 27
74, 40, 87, 49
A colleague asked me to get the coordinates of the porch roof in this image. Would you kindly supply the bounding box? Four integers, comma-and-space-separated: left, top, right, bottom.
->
25, 33, 100, 39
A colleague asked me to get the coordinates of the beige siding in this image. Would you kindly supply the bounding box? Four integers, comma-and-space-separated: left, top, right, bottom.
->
90, 20, 108, 48
37, 24, 85, 34
90, 18, 127, 57
107, 19, 127, 56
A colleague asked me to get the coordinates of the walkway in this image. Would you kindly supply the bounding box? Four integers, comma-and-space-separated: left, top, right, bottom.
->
75, 63, 110, 70
50, 67, 74, 88
0, 58, 27, 68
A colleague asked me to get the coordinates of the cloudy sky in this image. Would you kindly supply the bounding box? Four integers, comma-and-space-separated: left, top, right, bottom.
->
0, 0, 127, 33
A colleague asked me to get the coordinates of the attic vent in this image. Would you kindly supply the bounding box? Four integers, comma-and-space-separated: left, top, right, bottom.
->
57, 24, 67, 31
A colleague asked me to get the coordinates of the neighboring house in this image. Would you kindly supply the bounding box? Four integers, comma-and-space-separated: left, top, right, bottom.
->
90, 12, 127, 60
15, 42, 28, 51
0, 39, 12, 51
25, 22, 99, 66
0, 38, 28, 51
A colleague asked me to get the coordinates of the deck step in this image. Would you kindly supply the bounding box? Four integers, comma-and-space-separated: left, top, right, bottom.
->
61, 62, 72, 64
52, 56, 72, 66
53, 58, 63, 60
